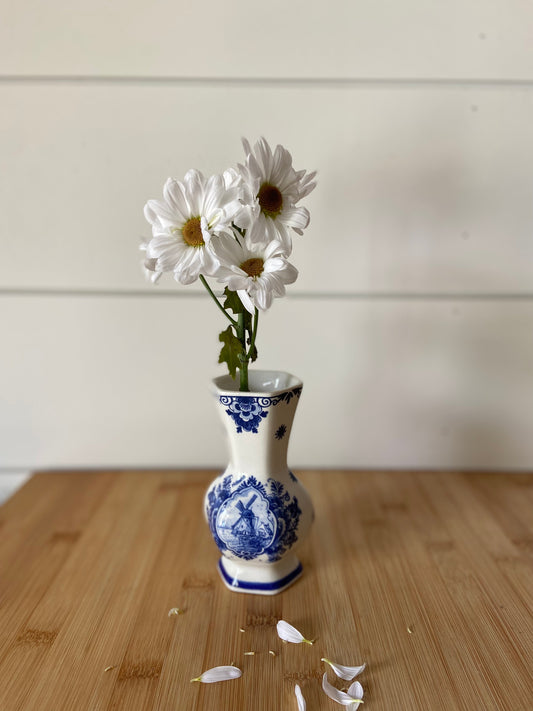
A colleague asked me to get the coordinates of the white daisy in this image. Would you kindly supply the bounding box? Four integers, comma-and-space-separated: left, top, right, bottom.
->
235, 137, 316, 254
212, 233, 298, 314
143, 169, 241, 285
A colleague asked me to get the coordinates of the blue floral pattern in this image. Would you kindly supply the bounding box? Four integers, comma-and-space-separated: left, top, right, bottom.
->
206, 475, 301, 562
220, 386, 302, 434
275, 424, 287, 440
221, 397, 268, 433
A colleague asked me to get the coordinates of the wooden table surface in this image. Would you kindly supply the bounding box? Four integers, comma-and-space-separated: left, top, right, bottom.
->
0, 470, 532, 711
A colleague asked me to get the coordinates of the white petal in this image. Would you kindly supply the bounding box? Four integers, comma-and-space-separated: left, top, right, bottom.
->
200, 215, 213, 244
225, 274, 250, 291
237, 288, 255, 315
252, 279, 273, 311
144, 198, 179, 231
283, 205, 310, 231
322, 673, 363, 706
347, 681, 364, 701
276, 620, 313, 645
233, 203, 256, 230
296, 169, 317, 199
182, 169, 205, 214
223, 167, 241, 189
201, 244, 220, 277
241, 136, 252, 158
295, 684, 306, 711
210, 232, 243, 269
280, 261, 298, 285
321, 659, 366, 681
173, 253, 202, 284
254, 136, 274, 176
191, 666, 242, 683
163, 177, 191, 220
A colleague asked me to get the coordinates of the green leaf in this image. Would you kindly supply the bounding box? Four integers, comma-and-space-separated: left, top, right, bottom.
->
223, 288, 255, 343
222, 287, 245, 316
218, 326, 244, 379
247, 340, 258, 363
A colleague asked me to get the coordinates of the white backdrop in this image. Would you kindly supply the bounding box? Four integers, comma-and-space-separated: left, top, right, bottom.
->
2, 0, 533, 479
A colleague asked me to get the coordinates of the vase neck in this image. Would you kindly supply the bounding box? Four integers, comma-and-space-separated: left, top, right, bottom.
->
214, 385, 302, 479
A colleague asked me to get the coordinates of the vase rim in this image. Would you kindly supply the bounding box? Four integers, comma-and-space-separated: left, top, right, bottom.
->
212, 369, 302, 396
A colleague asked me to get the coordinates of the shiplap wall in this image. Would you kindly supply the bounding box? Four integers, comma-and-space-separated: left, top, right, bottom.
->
2, 0, 533, 478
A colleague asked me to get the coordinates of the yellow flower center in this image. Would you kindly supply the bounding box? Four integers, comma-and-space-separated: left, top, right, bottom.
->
240, 258, 264, 278
257, 183, 283, 218
181, 217, 204, 247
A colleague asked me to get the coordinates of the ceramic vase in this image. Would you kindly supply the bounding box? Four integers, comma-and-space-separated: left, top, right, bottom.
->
204, 370, 314, 595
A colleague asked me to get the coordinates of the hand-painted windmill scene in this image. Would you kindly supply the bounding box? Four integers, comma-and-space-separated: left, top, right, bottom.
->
216, 486, 277, 558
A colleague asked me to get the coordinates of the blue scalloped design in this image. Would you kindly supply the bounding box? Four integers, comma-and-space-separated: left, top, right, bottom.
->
219, 386, 302, 434
206, 475, 301, 562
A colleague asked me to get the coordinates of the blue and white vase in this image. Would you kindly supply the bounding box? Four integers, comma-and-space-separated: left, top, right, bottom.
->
205, 370, 314, 595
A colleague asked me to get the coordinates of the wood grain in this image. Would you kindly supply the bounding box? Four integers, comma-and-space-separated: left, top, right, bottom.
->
0, 470, 532, 710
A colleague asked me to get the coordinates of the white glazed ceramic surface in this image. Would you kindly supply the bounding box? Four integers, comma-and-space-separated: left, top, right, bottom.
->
205, 370, 313, 595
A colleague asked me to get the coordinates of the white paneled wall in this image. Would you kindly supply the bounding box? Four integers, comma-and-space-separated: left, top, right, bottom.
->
2, 1, 533, 477
2, 0, 533, 79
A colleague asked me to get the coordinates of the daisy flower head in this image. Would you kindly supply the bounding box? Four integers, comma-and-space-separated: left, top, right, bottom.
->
143, 169, 241, 285
234, 137, 316, 254
212, 232, 298, 314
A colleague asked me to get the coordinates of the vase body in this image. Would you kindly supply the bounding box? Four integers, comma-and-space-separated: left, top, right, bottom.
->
205, 370, 313, 595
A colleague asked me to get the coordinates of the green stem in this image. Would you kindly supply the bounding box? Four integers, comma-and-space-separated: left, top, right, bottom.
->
237, 309, 259, 391
199, 275, 238, 327
246, 308, 259, 359
237, 311, 249, 391
232, 222, 245, 238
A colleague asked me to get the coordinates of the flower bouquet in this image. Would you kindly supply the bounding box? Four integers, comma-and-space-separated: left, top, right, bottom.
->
142, 137, 316, 391
142, 138, 316, 594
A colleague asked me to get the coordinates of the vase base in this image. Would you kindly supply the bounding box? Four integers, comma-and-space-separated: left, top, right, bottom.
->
217, 554, 303, 596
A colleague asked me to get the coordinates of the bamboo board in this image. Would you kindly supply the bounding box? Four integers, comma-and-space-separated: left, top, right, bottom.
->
0, 470, 532, 710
